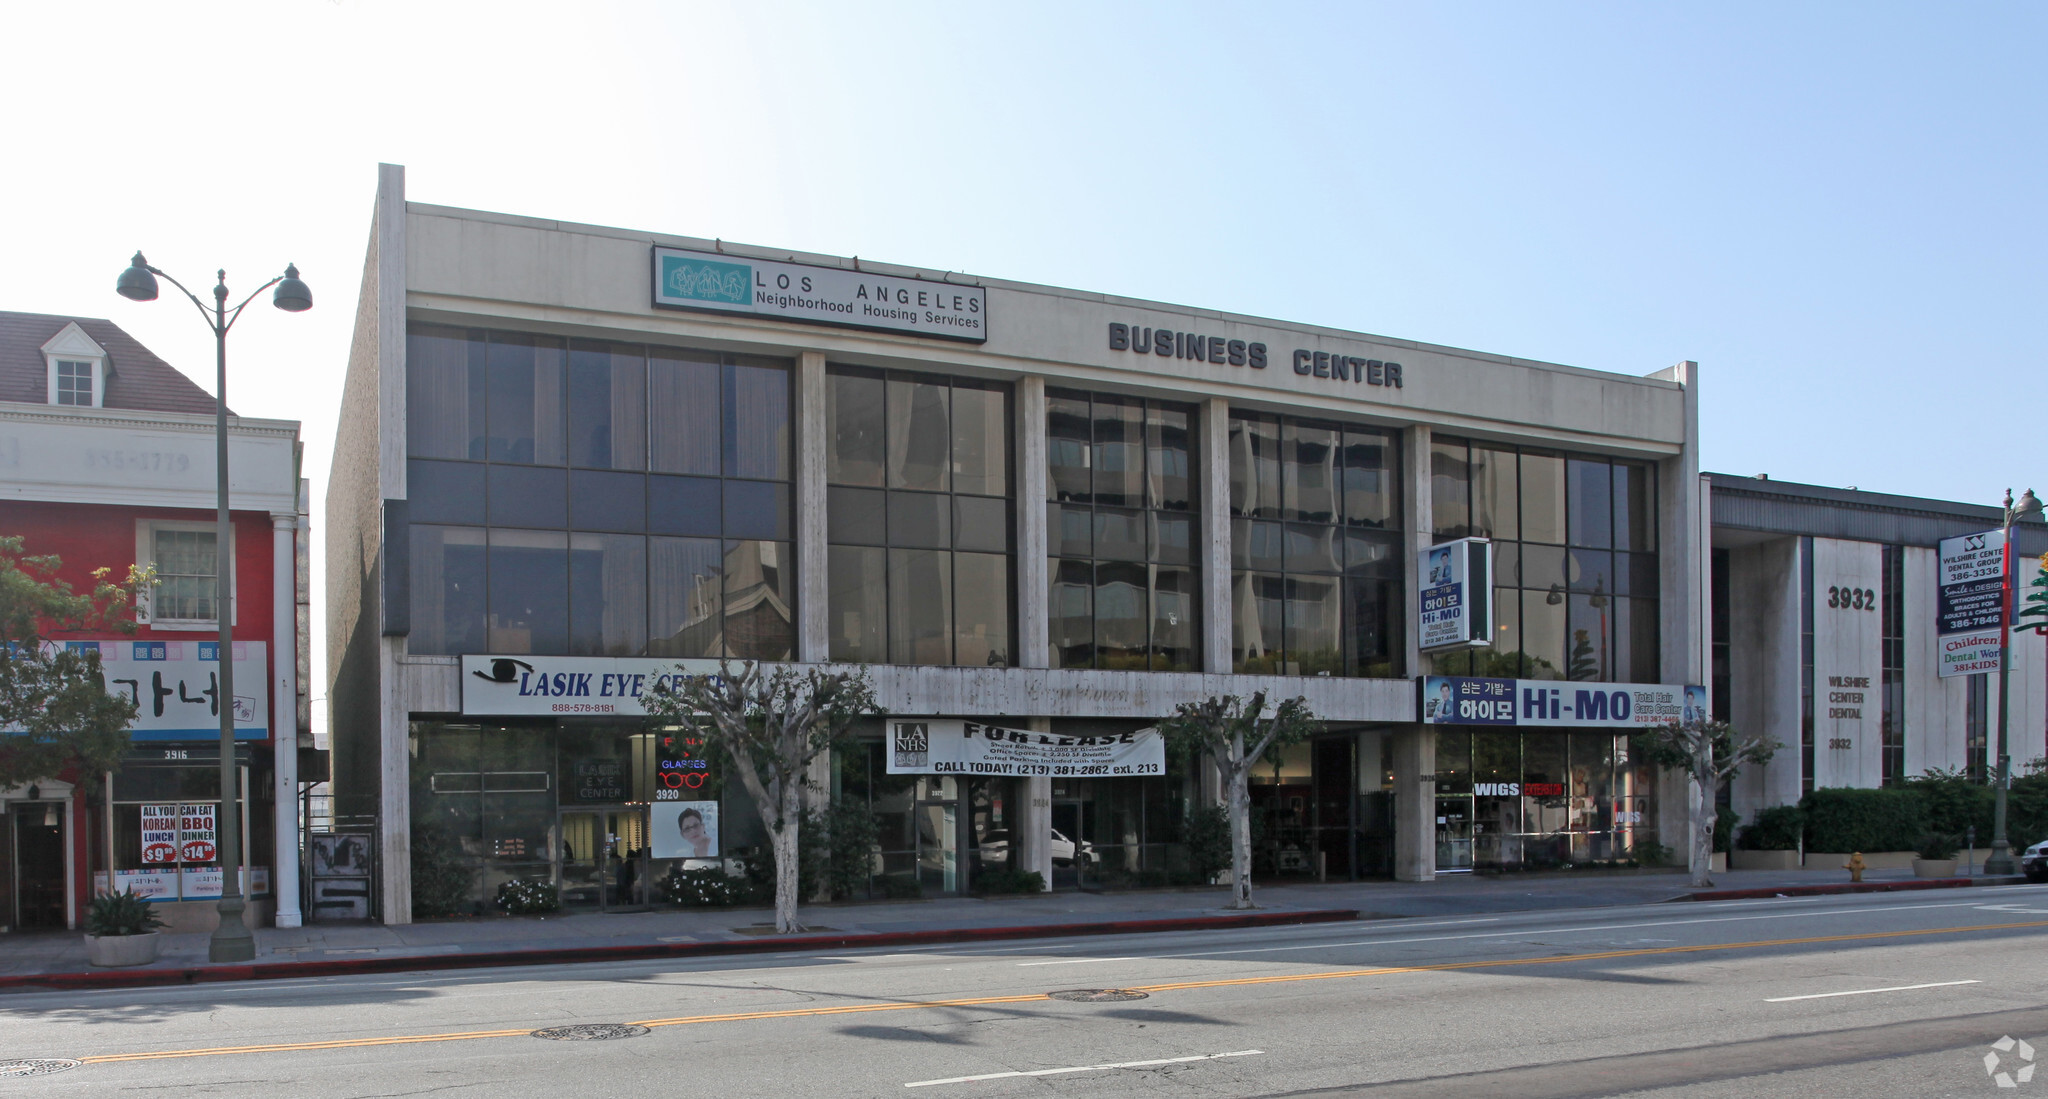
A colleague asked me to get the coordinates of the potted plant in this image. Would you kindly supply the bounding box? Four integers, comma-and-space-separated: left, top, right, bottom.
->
83, 889, 165, 967
1913, 833, 1961, 878
1731, 806, 1806, 870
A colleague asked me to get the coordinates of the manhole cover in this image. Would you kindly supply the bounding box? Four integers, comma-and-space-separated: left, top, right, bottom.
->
530, 1024, 650, 1041
1047, 989, 1149, 1003
0, 1060, 81, 1078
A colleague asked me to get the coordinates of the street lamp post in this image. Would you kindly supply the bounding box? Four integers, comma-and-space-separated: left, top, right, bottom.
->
117, 253, 310, 963
1984, 486, 2042, 877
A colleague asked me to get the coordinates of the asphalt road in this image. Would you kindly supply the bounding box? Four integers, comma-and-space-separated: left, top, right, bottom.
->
10, 887, 2048, 1097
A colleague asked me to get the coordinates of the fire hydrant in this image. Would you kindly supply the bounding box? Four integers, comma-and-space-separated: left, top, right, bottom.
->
1844, 851, 1867, 883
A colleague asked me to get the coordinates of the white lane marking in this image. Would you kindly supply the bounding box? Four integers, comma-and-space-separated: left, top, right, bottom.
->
1018, 957, 1138, 967
974, 896, 1998, 965
1765, 979, 1980, 1003
905, 1050, 1264, 1087
1976, 904, 2048, 915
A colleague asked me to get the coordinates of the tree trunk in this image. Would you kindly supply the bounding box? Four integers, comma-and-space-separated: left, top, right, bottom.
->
1688, 773, 1713, 888
1225, 729, 1256, 910
772, 783, 805, 934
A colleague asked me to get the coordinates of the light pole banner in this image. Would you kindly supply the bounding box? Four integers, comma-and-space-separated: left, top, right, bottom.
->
1938, 529, 2006, 678
1418, 538, 1493, 651
884, 720, 1166, 777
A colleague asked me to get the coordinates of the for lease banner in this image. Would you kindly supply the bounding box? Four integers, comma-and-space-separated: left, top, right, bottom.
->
885, 720, 1166, 778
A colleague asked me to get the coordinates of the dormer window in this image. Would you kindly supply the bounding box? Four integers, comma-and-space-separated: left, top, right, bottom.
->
40, 321, 110, 408
55, 360, 96, 405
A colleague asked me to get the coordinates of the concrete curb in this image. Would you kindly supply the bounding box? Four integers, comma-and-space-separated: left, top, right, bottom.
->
0, 908, 1360, 993
1685, 876, 2029, 902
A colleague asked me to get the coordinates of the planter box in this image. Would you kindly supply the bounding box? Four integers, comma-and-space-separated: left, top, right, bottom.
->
1912, 858, 1960, 878
1711, 852, 1726, 874
1730, 849, 1802, 871
84, 932, 161, 967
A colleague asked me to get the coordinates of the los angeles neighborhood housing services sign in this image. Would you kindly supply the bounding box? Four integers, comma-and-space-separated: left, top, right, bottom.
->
652, 246, 988, 342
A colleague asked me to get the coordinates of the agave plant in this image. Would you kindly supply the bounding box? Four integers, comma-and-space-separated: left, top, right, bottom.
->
84, 890, 164, 937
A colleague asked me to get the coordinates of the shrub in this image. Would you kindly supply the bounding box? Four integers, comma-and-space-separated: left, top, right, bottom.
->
494, 878, 560, 915
85, 890, 164, 936
876, 874, 922, 900
972, 868, 1047, 895
1800, 787, 1926, 852
410, 822, 477, 919
1917, 832, 1962, 860
1738, 806, 1806, 851
821, 803, 879, 901
740, 810, 828, 903
1904, 769, 1994, 838
1714, 806, 1741, 854
660, 866, 748, 907
1631, 841, 1673, 867
1182, 805, 1231, 881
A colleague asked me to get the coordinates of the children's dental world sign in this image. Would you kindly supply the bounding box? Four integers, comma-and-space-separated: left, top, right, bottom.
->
1938, 529, 2006, 678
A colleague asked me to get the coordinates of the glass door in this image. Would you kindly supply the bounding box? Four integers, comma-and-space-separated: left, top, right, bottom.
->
12, 804, 65, 929
915, 776, 960, 895
1049, 799, 1086, 889
1435, 796, 1474, 872
555, 807, 649, 910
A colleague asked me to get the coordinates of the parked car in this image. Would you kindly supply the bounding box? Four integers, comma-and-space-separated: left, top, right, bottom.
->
973, 829, 1099, 868
2022, 840, 2048, 883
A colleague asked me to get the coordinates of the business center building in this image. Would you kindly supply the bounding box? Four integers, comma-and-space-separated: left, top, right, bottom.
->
327, 165, 1705, 922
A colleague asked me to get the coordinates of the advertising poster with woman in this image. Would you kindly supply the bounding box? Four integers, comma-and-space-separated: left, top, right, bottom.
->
651, 801, 719, 860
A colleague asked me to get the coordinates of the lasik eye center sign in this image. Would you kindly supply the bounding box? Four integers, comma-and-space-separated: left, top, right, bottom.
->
886, 720, 1166, 778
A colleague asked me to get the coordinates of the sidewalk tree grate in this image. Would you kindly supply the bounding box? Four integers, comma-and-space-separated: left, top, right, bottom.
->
1047, 989, 1149, 1003
530, 1024, 650, 1041
0, 1059, 81, 1078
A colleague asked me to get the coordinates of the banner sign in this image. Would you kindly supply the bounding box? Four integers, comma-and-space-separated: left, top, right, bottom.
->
1938, 529, 2007, 678
1420, 677, 1707, 728
46, 639, 268, 740
653, 246, 988, 343
885, 719, 1166, 777
1418, 538, 1492, 650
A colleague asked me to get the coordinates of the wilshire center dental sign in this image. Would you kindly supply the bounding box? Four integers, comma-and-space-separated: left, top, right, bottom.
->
652, 246, 988, 342
1938, 529, 2007, 678
886, 720, 1165, 778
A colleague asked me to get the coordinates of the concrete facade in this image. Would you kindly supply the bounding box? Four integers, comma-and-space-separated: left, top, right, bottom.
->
327, 165, 1705, 922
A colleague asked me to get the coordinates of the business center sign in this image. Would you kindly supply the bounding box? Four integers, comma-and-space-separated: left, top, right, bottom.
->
653, 246, 987, 342
1420, 677, 1707, 728
1937, 529, 2006, 678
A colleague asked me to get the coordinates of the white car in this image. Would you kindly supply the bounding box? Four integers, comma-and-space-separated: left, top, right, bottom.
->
2021, 840, 2048, 882
975, 829, 1099, 867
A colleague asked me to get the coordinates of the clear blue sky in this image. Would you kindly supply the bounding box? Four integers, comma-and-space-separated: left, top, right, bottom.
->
3, 2, 2043, 715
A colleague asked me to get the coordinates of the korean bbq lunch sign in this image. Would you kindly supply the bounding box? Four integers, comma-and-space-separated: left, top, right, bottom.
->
887, 720, 1166, 778
1938, 529, 2006, 678
1421, 677, 1709, 728
652, 246, 988, 342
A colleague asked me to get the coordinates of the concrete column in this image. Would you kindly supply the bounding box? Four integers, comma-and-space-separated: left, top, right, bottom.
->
272, 514, 302, 928
1727, 537, 1802, 821
1391, 725, 1436, 882
1200, 398, 1232, 673
1396, 425, 1438, 881
1016, 378, 1049, 669
1403, 425, 1433, 679
1651, 361, 1704, 688
797, 351, 830, 662
1017, 717, 1053, 889
373, 162, 412, 925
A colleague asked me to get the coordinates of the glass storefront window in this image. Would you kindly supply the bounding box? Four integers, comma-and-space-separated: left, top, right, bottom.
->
1432, 729, 1656, 871
827, 366, 1012, 667
1231, 412, 1402, 677
402, 324, 793, 659
1432, 438, 1659, 682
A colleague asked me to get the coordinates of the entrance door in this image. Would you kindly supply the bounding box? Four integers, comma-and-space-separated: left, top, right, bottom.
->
916, 783, 959, 895
1435, 797, 1474, 873
556, 808, 648, 910
1049, 800, 1086, 889
13, 804, 65, 929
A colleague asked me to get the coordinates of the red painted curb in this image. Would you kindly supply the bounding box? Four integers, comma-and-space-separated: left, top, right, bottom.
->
0, 908, 1359, 993
1686, 876, 2028, 902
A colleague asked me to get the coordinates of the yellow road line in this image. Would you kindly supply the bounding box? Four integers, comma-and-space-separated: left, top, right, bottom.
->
76, 917, 2048, 1066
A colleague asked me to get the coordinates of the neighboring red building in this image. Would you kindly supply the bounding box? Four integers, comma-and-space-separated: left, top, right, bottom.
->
0, 310, 306, 931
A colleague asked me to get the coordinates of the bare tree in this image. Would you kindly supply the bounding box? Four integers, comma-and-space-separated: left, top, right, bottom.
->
1632, 719, 1777, 887
643, 661, 878, 933
1159, 691, 1319, 909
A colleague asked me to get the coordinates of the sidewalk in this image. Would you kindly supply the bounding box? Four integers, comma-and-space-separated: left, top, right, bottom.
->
2, 863, 2027, 991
